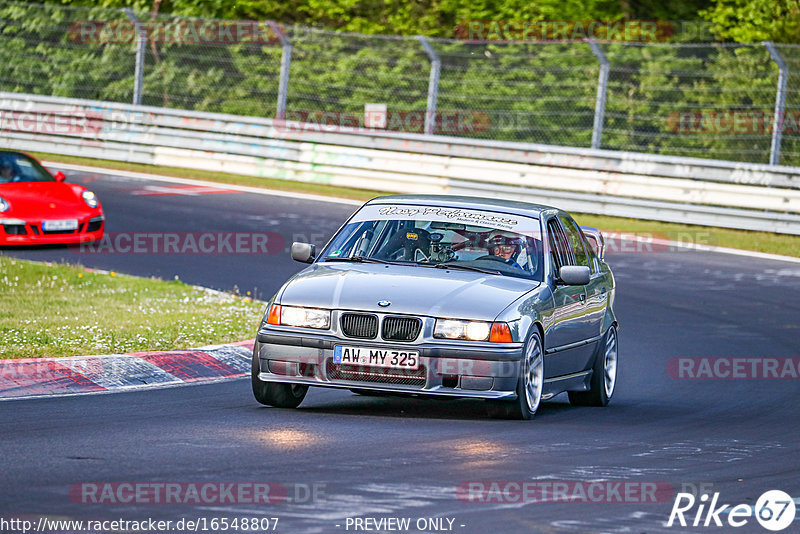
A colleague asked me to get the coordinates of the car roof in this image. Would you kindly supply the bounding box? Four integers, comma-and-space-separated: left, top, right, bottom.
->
365, 195, 557, 219
0, 150, 35, 163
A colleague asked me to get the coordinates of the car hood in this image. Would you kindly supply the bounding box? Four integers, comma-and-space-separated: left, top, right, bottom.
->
0, 181, 92, 219
278, 263, 539, 321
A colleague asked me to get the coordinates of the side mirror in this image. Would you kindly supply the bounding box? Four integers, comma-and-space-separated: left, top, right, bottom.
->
558, 265, 590, 286
53, 171, 66, 182
291, 242, 316, 264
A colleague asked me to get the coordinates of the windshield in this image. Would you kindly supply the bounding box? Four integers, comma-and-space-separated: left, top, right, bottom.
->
320, 204, 544, 282
0, 152, 55, 183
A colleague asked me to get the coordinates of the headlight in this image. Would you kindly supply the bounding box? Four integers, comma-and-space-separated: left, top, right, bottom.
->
434, 319, 513, 343
0, 196, 9, 213
435, 319, 491, 341
82, 190, 98, 208
266, 304, 330, 329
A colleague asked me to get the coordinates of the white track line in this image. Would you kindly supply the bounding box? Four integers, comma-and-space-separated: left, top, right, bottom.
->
43, 161, 362, 206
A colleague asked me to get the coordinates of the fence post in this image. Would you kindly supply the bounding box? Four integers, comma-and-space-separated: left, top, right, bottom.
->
416, 35, 441, 135
123, 8, 146, 106
268, 21, 292, 120
586, 39, 609, 150
763, 41, 788, 166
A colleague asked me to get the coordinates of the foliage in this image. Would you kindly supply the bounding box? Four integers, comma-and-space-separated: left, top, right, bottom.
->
0, 1, 797, 166
44, 0, 711, 37
700, 0, 800, 43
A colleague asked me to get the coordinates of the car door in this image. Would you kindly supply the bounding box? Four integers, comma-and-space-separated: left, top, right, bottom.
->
559, 214, 607, 371
543, 216, 591, 377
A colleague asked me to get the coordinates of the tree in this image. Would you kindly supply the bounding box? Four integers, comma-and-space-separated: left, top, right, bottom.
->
700, 0, 800, 43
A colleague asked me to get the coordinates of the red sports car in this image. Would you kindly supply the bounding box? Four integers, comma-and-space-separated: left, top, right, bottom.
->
0, 151, 104, 245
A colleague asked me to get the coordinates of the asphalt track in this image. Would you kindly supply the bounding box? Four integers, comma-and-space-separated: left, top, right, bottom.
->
1, 167, 799, 534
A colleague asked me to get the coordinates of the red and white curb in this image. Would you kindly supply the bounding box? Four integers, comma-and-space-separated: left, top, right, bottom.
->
0, 340, 254, 401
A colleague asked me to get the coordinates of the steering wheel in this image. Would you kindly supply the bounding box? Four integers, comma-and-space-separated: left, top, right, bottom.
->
475, 255, 510, 263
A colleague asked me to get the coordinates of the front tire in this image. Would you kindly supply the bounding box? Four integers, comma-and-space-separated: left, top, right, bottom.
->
568, 324, 618, 407
251, 347, 308, 408
486, 330, 544, 420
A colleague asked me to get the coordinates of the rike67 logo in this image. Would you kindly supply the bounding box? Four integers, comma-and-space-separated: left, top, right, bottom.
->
668, 490, 796, 531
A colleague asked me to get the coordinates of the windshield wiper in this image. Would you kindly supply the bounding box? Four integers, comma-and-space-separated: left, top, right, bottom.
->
323, 255, 395, 264
428, 262, 501, 275
323, 256, 500, 275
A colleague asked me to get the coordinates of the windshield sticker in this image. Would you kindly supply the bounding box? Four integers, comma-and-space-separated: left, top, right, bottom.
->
351, 204, 541, 235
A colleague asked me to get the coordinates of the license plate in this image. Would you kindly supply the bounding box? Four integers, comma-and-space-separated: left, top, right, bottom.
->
333, 345, 419, 370
42, 219, 78, 231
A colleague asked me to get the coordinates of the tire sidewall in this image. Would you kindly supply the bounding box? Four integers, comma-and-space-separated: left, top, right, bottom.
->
517, 329, 544, 419
600, 324, 618, 404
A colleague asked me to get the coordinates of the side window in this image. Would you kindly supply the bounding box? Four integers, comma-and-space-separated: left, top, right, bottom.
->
559, 215, 591, 269
546, 218, 571, 273
582, 233, 600, 273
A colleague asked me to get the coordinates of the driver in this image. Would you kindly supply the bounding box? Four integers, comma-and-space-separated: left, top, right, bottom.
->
487, 230, 524, 269
0, 158, 21, 182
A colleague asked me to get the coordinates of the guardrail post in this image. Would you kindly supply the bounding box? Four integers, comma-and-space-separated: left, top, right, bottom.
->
416, 35, 441, 136
123, 8, 146, 106
763, 41, 788, 166
586, 39, 609, 150
268, 21, 292, 120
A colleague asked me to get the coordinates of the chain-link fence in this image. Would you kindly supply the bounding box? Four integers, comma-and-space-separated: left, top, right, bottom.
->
1, 1, 799, 166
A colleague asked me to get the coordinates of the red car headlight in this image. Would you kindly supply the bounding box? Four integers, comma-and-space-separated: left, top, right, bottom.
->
82, 190, 99, 208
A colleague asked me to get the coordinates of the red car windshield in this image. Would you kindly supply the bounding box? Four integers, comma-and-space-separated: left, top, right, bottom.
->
0, 152, 54, 183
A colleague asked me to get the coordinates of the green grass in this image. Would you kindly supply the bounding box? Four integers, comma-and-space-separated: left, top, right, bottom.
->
0, 257, 265, 359
33, 151, 800, 258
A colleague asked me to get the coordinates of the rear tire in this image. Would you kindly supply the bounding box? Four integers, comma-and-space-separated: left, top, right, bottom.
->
486, 330, 544, 420
251, 347, 308, 408
568, 325, 618, 407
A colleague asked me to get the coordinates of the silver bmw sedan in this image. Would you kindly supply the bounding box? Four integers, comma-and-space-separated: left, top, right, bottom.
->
252, 195, 618, 419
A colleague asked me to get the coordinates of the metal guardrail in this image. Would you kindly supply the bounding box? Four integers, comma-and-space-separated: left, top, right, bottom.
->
1, 92, 800, 235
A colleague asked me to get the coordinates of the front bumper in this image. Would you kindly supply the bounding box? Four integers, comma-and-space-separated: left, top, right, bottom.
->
255, 327, 524, 399
0, 215, 104, 245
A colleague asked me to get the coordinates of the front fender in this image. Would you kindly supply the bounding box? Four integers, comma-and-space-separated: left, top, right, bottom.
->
494, 286, 551, 344
602, 297, 617, 332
